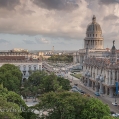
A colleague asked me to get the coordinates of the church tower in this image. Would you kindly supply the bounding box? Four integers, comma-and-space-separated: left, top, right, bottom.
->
84, 15, 104, 49
110, 40, 117, 64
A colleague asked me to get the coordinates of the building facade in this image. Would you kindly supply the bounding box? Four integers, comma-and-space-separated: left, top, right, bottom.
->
0, 51, 42, 82
73, 15, 119, 97
83, 41, 119, 97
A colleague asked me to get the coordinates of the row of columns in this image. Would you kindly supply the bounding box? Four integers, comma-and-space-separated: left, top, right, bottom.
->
84, 76, 114, 97
85, 40, 103, 49
84, 65, 119, 84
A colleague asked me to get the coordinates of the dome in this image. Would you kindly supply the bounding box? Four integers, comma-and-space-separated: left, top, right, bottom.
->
86, 15, 102, 33
84, 15, 104, 49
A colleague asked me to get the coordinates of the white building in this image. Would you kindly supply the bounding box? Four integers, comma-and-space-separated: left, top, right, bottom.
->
73, 15, 119, 97
0, 51, 42, 82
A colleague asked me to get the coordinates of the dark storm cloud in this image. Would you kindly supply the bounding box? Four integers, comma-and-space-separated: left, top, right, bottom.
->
0, 0, 20, 10
99, 0, 119, 5
32, 0, 79, 11
103, 14, 118, 21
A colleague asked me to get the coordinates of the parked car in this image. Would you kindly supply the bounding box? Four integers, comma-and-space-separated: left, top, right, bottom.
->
112, 102, 118, 106
112, 113, 119, 117
72, 86, 85, 94
94, 92, 100, 96
74, 83, 78, 86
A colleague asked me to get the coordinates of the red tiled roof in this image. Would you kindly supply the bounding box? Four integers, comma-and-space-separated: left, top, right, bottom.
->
0, 56, 26, 60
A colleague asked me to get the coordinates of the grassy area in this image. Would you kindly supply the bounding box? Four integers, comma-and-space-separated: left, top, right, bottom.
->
71, 73, 82, 79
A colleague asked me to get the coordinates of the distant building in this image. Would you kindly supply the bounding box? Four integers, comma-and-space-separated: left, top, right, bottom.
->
0, 50, 42, 82
11, 48, 28, 52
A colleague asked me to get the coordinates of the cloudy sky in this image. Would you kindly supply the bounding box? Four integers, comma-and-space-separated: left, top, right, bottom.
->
0, 0, 119, 50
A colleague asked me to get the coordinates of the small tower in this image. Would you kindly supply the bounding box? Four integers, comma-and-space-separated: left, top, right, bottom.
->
110, 40, 117, 64
52, 46, 54, 54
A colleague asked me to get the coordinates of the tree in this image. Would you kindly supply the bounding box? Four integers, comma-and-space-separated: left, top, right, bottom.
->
0, 83, 26, 108
80, 98, 110, 119
39, 74, 61, 93
0, 64, 22, 93
57, 77, 71, 91
27, 71, 47, 87
0, 97, 24, 119
36, 91, 111, 119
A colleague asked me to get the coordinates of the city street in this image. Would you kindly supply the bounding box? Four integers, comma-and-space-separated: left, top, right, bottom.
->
64, 72, 119, 113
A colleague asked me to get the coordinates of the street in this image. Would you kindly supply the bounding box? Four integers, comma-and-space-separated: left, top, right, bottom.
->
64, 72, 119, 113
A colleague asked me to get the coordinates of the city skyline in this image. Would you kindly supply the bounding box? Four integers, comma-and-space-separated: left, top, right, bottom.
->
0, 0, 119, 50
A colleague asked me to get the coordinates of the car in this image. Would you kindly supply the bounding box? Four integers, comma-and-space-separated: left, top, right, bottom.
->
71, 88, 78, 92
112, 102, 118, 106
112, 113, 119, 117
94, 92, 100, 96
74, 84, 78, 86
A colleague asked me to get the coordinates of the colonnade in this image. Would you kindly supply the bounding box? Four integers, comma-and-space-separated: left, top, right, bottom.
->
83, 65, 119, 97
84, 40, 103, 49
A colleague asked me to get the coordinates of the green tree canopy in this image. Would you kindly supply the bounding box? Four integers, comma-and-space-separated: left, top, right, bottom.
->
36, 91, 111, 119
48, 55, 73, 62
24, 71, 71, 96
0, 64, 22, 93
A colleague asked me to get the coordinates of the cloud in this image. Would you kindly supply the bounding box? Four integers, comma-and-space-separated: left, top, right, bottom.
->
0, 0, 20, 10
23, 39, 35, 44
0, 0, 119, 44
98, 0, 119, 5
32, 0, 79, 11
35, 38, 50, 44
0, 39, 10, 44
103, 14, 118, 20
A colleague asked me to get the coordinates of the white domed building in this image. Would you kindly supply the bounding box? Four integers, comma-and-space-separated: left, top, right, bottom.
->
84, 15, 104, 49
73, 15, 119, 97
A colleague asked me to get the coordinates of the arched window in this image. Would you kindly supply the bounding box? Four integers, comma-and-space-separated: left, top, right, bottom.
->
96, 34, 97, 37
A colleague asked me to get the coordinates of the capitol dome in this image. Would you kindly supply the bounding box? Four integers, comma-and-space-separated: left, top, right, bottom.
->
84, 15, 104, 49
87, 15, 102, 33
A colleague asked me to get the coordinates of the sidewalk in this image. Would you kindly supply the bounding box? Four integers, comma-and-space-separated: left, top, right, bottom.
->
66, 72, 119, 104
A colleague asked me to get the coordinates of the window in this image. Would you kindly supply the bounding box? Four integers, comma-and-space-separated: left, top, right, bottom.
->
96, 34, 97, 37
29, 66, 31, 70
90, 34, 91, 37
34, 66, 36, 71
23, 65, 26, 71
93, 34, 94, 37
